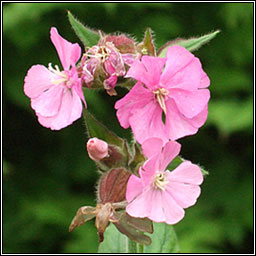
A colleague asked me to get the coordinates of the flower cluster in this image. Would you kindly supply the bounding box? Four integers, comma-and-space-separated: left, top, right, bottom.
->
24, 22, 212, 242
24, 27, 137, 129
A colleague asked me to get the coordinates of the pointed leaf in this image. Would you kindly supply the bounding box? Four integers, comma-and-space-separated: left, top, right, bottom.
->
68, 11, 100, 47
158, 30, 220, 57
143, 222, 180, 253
137, 27, 156, 56
84, 109, 123, 148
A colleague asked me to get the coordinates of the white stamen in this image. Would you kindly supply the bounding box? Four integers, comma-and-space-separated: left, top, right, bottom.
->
153, 88, 169, 114
153, 172, 169, 191
48, 63, 68, 85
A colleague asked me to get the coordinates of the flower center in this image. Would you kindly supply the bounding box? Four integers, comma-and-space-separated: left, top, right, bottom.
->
85, 45, 111, 63
48, 63, 68, 86
153, 172, 169, 191
153, 88, 169, 114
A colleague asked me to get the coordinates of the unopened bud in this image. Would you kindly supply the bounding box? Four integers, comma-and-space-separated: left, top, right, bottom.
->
87, 138, 109, 161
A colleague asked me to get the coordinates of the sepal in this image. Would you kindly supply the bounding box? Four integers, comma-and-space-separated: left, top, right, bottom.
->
136, 27, 156, 56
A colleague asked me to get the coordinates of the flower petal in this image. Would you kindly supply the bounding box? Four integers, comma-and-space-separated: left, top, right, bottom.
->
170, 88, 210, 118
165, 179, 201, 209
188, 106, 208, 128
129, 100, 168, 144
126, 187, 153, 219
70, 67, 86, 107
199, 69, 210, 88
126, 174, 143, 203
125, 57, 165, 89
50, 27, 81, 70
37, 88, 82, 130
125, 59, 152, 86
165, 99, 198, 140
160, 45, 195, 86
69, 88, 83, 123
31, 85, 63, 117
162, 57, 202, 91
141, 137, 164, 159
167, 161, 203, 185
115, 82, 152, 129
148, 189, 166, 223
162, 189, 185, 225
24, 65, 55, 99
141, 56, 166, 89
159, 141, 181, 171
141, 155, 158, 186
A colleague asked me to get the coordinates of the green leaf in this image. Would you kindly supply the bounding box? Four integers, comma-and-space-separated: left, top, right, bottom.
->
83, 109, 125, 149
98, 221, 180, 253
98, 223, 138, 253
67, 11, 100, 47
157, 30, 220, 57
144, 222, 180, 253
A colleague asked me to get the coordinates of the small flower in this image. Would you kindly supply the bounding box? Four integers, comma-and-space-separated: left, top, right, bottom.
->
24, 27, 86, 130
126, 138, 203, 225
81, 41, 126, 95
87, 138, 109, 161
115, 45, 210, 143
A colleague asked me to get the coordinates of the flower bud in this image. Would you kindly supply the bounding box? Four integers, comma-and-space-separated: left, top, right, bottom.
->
87, 138, 109, 161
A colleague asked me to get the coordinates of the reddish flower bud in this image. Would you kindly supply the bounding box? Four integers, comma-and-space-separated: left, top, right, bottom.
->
87, 138, 109, 161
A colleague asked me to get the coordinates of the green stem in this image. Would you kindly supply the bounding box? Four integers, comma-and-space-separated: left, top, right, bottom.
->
137, 242, 144, 253
127, 237, 137, 253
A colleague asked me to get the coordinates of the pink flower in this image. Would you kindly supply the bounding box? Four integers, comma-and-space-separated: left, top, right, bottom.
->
126, 138, 203, 225
87, 138, 109, 161
82, 41, 126, 94
115, 45, 210, 143
24, 27, 86, 130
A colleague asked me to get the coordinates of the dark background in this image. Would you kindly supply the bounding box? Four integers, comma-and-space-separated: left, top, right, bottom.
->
3, 2, 253, 253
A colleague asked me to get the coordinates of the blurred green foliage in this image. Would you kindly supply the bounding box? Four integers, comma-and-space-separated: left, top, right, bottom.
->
3, 2, 253, 253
